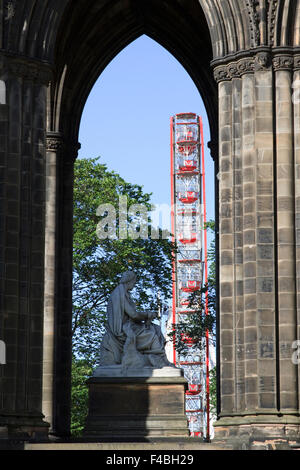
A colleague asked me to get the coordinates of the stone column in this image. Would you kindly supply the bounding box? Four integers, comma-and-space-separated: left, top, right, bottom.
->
253, 56, 277, 414
241, 67, 256, 413
42, 132, 63, 432
217, 75, 235, 416
273, 55, 298, 416
294, 55, 300, 419
213, 51, 300, 449
0, 54, 51, 439
232, 68, 244, 413
208, 139, 221, 415
51, 141, 80, 438
41, 130, 79, 437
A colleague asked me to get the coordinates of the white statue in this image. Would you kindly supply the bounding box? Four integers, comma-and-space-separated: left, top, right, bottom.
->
96, 270, 175, 374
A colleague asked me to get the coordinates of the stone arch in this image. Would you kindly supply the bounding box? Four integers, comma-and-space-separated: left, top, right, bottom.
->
44, 0, 222, 436
43, 0, 262, 437
5, 1, 300, 68
49, 0, 218, 144
1, 0, 300, 447
272, 0, 300, 47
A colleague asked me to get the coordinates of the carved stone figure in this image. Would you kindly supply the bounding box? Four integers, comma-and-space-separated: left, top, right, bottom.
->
95, 271, 174, 374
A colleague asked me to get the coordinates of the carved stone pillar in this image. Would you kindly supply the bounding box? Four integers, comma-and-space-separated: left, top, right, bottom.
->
42, 132, 63, 432
213, 51, 300, 449
0, 53, 52, 440
294, 55, 300, 420
51, 139, 80, 437
272, 54, 298, 415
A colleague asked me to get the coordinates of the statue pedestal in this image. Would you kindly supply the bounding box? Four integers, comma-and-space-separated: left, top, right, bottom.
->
84, 368, 189, 440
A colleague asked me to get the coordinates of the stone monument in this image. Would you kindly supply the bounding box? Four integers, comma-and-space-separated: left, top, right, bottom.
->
84, 271, 189, 440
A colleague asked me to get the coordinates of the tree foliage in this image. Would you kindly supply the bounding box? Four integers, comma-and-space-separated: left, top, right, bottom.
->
209, 366, 217, 417
71, 157, 175, 434
71, 357, 92, 436
72, 158, 175, 366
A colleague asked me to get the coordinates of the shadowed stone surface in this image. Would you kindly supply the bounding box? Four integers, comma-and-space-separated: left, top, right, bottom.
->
24, 440, 224, 450
84, 375, 189, 439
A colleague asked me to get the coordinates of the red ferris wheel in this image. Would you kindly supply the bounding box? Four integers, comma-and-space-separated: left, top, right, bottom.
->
170, 112, 210, 440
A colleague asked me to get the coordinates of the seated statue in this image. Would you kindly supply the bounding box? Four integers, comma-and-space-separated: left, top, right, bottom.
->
98, 270, 174, 370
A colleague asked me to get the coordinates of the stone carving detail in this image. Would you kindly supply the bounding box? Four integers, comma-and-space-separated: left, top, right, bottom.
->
228, 63, 240, 79
294, 56, 300, 72
46, 134, 81, 162
254, 51, 271, 71
245, 1, 279, 47
213, 50, 300, 83
237, 57, 255, 75
245, 0, 260, 48
4, 1, 15, 20
213, 65, 231, 83
273, 55, 294, 71
213, 58, 255, 83
94, 271, 175, 375
268, 0, 278, 46
4, 61, 52, 85
11, 61, 52, 84
46, 135, 64, 152
0, 55, 52, 85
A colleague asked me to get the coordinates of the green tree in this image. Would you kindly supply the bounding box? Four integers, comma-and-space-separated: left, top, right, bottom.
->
209, 366, 217, 417
71, 157, 175, 434
72, 157, 174, 365
71, 357, 93, 436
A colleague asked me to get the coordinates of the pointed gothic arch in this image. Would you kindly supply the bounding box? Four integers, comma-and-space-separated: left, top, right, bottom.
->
1, 0, 300, 448
45, 0, 220, 436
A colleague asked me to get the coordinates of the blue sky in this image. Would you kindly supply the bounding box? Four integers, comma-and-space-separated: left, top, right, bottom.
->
78, 34, 215, 226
